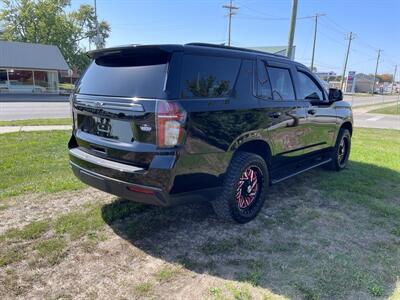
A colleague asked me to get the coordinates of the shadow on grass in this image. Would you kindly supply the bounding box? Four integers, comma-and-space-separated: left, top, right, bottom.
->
101, 161, 400, 299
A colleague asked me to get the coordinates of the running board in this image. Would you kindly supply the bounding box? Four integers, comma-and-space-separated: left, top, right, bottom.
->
271, 158, 332, 184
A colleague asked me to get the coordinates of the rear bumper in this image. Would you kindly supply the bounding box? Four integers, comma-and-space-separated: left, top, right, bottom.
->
69, 148, 219, 206
70, 161, 171, 206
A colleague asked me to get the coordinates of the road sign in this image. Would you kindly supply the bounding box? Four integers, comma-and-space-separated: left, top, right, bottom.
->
346, 71, 356, 93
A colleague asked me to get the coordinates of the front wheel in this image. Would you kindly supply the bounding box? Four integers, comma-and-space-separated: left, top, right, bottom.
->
328, 128, 351, 171
212, 152, 269, 223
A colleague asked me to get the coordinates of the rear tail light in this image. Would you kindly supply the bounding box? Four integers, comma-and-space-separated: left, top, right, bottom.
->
127, 185, 155, 195
156, 101, 187, 148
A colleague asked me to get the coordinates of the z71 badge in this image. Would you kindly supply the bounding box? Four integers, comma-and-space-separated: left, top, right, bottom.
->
139, 124, 152, 132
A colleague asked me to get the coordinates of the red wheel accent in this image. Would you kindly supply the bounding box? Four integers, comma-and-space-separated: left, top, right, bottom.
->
235, 167, 259, 209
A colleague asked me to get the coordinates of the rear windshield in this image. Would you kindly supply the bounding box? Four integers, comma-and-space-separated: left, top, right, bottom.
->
77, 49, 170, 98
180, 55, 241, 99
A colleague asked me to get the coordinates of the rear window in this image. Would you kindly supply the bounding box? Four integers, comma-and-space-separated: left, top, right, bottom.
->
77, 49, 170, 98
180, 55, 241, 99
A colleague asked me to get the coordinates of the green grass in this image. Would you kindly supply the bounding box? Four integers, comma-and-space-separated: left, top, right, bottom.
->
134, 282, 153, 297
209, 287, 223, 298
0, 130, 84, 199
238, 261, 264, 286
0, 246, 24, 267
55, 205, 105, 240
368, 104, 400, 115
318, 128, 400, 215
0, 118, 72, 126
0, 128, 399, 299
200, 236, 259, 256
224, 283, 253, 300
34, 238, 67, 265
154, 265, 180, 282
101, 199, 147, 223
59, 83, 75, 90
2, 220, 50, 241
0, 204, 107, 267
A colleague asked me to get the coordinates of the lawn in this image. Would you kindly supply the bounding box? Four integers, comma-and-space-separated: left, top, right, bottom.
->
368, 104, 400, 115
0, 128, 399, 299
0, 118, 72, 126
0, 130, 83, 199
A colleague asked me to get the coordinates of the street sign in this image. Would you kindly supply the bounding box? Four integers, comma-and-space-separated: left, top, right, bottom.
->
346, 71, 356, 93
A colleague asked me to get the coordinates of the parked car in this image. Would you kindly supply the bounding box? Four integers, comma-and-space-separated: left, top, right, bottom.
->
68, 43, 353, 223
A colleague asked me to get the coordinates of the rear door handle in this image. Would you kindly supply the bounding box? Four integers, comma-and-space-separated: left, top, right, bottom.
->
308, 109, 316, 115
269, 112, 281, 118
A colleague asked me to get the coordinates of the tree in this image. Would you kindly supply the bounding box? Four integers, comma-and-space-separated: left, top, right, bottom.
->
0, 0, 110, 72
376, 74, 393, 83
185, 76, 230, 98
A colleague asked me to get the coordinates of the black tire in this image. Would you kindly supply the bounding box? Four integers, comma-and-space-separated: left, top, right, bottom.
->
328, 128, 351, 171
212, 151, 269, 223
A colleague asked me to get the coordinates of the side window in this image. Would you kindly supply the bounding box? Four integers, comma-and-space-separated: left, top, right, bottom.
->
180, 55, 241, 99
255, 60, 272, 99
297, 71, 324, 100
266, 67, 296, 100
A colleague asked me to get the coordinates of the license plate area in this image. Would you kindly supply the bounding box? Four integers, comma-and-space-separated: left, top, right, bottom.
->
77, 114, 134, 143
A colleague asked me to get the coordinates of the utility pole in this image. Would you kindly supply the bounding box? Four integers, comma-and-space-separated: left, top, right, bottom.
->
287, 0, 298, 59
340, 32, 355, 91
310, 13, 326, 72
390, 64, 397, 94
223, 0, 239, 46
372, 49, 382, 94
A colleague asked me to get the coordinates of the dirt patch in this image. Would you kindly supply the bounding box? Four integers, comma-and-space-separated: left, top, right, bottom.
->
0, 175, 399, 299
0, 226, 285, 300
0, 188, 113, 234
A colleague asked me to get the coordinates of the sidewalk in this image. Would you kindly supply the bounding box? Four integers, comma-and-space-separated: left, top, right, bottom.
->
0, 125, 72, 134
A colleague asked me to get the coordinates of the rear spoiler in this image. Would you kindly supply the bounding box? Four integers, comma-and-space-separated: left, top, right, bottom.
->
87, 44, 184, 59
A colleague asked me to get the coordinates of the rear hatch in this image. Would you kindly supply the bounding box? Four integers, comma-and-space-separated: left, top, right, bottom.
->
71, 46, 182, 169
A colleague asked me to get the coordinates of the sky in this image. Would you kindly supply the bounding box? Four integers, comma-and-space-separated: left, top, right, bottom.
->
71, 0, 399, 78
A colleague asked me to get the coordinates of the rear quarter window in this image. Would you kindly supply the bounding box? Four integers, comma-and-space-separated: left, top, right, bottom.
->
180, 55, 241, 99
267, 67, 296, 100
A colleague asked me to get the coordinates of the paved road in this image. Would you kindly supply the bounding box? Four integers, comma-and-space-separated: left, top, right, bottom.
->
0, 93, 69, 102
1, 95, 399, 130
0, 102, 71, 120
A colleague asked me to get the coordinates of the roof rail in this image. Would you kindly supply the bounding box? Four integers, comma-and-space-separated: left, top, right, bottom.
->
185, 43, 291, 60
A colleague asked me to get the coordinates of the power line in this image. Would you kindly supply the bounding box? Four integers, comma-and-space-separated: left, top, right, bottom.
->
236, 14, 314, 21
323, 16, 382, 54
235, 1, 282, 19
318, 18, 347, 36
324, 16, 348, 34
299, 20, 315, 60
317, 30, 348, 48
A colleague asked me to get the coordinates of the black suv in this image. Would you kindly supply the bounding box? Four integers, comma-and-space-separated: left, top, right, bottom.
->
68, 43, 352, 223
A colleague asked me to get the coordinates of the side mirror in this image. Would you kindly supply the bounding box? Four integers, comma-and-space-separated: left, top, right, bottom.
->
328, 88, 343, 102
